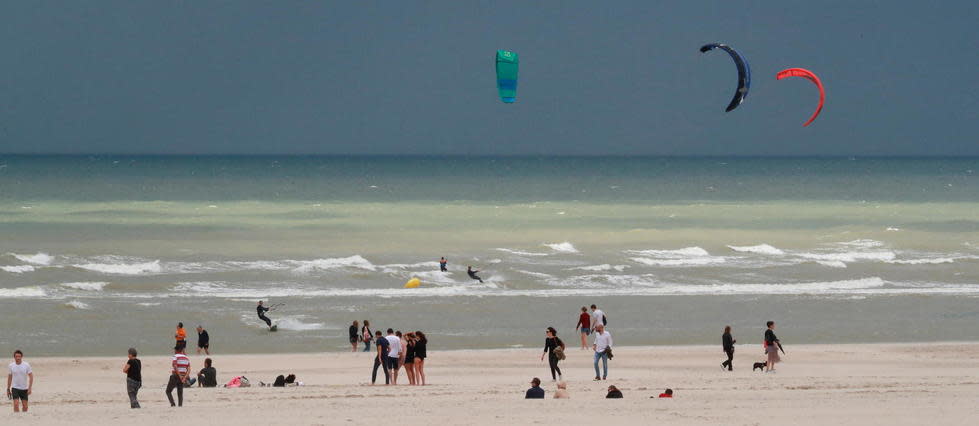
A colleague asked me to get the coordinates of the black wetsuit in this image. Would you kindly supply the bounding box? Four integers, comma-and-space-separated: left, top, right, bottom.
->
544, 337, 564, 380
467, 268, 483, 283
721, 332, 735, 371
257, 305, 271, 327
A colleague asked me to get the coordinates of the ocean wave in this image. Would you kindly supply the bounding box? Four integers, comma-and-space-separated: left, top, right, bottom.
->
74, 260, 162, 275
515, 269, 555, 279
291, 255, 376, 274
630, 256, 726, 267
626, 247, 726, 267
543, 242, 579, 253
64, 300, 91, 309
0, 287, 46, 298
495, 248, 550, 257
570, 264, 629, 272
727, 244, 785, 256
627, 247, 711, 257
1, 265, 35, 273
796, 250, 896, 263
886, 255, 979, 265
61, 282, 108, 291
814, 260, 848, 268
12, 252, 53, 265
274, 317, 327, 331
837, 239, 885, 249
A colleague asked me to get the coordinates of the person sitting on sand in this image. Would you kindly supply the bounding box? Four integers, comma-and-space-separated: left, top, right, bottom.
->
658, 388, 673, 398
467, 266, 484, 283
606, 385, 623, 398
525, 377, 545, 399
197, 358, 217, 387
554, 381, 569, 399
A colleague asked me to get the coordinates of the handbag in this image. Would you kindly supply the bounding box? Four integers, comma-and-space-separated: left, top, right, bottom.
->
553, 346, 566, 360
604, 347, 613, 360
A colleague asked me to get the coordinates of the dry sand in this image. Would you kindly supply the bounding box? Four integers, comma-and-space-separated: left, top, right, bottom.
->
3, 343, 979, 425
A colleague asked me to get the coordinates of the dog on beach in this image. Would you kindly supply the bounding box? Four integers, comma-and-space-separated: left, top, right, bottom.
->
752, 362, 767, 371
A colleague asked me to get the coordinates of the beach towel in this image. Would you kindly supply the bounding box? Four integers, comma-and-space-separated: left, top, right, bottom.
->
224, 376, 251, 388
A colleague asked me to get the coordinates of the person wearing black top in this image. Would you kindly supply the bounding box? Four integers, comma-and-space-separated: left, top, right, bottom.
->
371, 330, 390, 385
413, 331, 428, 385
467, 266, 484, 283
197, 325, 210, 355
525, 377, 545, 399
721, 325, 736, 371
257, 301, 272, 329
764, 321, 783, 372
540, 327, 565, 381
605, 385, 623, 398
197, 358, 217, 387
349, 320, 360, 352
123, 348, 141, 408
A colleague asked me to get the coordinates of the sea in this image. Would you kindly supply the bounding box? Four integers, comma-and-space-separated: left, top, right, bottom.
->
1, 155, 977, 355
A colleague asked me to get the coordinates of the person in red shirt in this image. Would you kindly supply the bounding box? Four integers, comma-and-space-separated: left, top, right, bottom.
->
658, 389, 673, 398
575, 306, 591, 349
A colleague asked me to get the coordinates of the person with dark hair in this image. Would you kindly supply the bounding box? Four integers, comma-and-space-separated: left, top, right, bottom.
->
166, 346, 190, 407
764, 321, 782, 372
196, 325, 210, 355
197, 358, 217, 387
658, 388, 674, 398
467, 266, 484, 283
384, 329, 401, 384
721, 325, 736, 371
403, 332, 417, 385
349, 320, 360, 352
174, 322, 187, 351
413, 331, 428, 385
361, 320, 373, 353
590, 304, 607, 328
371, 330, 390, 385
122, 348, 141, 408
257, 301, 273, 330
575, 306, 591, 349
540, 327, 565, 381
439, 257, 447, 272
592, 323, 613, 381
7, 350, 33, 413
525, 377, 544, 399
605, 385, 623, 398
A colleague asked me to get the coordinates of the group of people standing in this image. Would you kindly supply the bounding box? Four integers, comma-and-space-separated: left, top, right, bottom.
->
364, 324, 429, 386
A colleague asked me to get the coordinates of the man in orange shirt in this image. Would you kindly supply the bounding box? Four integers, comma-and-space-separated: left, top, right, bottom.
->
174, 322, 187, 351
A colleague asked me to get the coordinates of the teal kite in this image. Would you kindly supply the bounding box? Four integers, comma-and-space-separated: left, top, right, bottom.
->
495, 50, 519, 103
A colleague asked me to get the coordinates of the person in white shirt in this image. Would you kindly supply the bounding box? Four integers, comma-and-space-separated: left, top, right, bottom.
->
7, 350, 33, 413
592, 324, 613, 381
590, 304, 606, 329
166, 346, 191, 407
384, 329, 402, 385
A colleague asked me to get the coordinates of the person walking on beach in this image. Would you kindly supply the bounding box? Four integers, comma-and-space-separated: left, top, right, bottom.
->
174, 322, 187, 351
256, 301, 273, 330
349, 320, 360, 352
166, 346, 191, 407
196, 325, 210, 355
7, 350, 33, 413
592, 323, 613, 381
197, 358, 217, 387
591, 304, 607, 328
467, 266, 484, 283
764, 321, 783, 373
361, 320, 373, 353
413, 331, 427, 385
371, 330, 390, 385
541, 327, 565, 381
575, 306, 591, 349
439, 257, 448, 272
385, 329, 402, 384
721, 325, 736, 371
123, 348, 141, 408
525, 377, 545, 399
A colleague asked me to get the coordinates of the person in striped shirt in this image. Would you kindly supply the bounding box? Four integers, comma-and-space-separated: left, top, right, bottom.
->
166, 346, 191, 407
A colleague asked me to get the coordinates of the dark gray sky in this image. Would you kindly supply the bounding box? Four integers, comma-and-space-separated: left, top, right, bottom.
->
1, 1, 976, 156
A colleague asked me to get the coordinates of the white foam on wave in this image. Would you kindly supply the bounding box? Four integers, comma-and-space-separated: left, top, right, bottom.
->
797, 251, 896, 263
838, 239, 885, 249
0, 287, 46, 298
515, 269, 555, 279
61, 282, 108, 291
1, 265, 35, 273
495, 248, 550, 257
815, 260, 848, 268
727, 244, 785, 256
12, 252, 53, 265
570, 264, 629, 272
626, 247, 727, 266
274, 317, 327, 331
137, 302, 161, 306
885, 256, 978, 265
543, 242, 579, 253
75, 260, 162, 275
628, 247, 711, 257
64, 300, 91, 309
291, 255, 376, 274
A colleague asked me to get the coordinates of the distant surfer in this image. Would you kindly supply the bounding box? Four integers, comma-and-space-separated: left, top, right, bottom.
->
439, 257, 447, 272
467, 266, 484, 283
257, 301, 273, 330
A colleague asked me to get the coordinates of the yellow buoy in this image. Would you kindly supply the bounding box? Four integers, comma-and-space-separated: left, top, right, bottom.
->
404, 277, 421, 288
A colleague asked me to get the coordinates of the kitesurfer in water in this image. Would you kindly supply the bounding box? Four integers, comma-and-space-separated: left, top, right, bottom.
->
439, 257, 447, 272
467, 266, 484, 283
257, 301, 273, 330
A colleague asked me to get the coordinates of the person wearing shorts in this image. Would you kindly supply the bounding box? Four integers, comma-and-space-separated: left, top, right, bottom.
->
7, 350, 33, 413
575, 306, 591, 349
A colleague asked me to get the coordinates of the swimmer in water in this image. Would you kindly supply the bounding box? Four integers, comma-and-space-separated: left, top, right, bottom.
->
467, 266, 484, 283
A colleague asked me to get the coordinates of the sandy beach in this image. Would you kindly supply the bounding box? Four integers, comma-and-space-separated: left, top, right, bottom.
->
4, 343, 978, 425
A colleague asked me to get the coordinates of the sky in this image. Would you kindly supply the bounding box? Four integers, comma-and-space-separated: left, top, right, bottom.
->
0, 1, 976, 156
